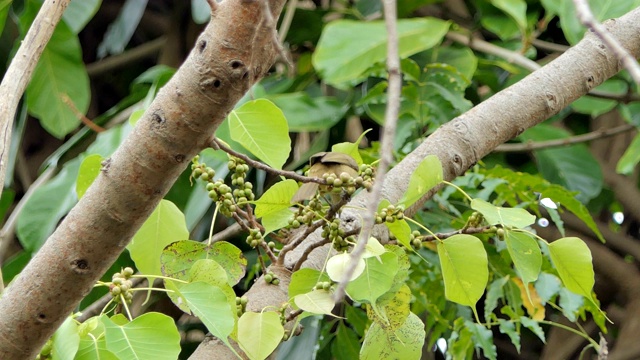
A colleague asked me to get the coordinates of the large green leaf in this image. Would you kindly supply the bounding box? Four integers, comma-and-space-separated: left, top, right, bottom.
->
360, 313, 425, 359
504, 230, 541, 285
548, 237, 595, 301
161, 240, 246, 286
0, 0, 11, 37
313, 18, 450, 86
26, 19, 89, 138
101, 313, 181, 360
346, 252, 399, 303
228, 99, 291, 169
254, 179, 297, 234
76, 317, 119, 360
180, 282, 236, 346
294, 290, 335, 315
438, 234, 488, 308
127, 200, 189, 277
63, 0, 101, 33
519, 125, 603, 203
16, 158, 80, 253
398, 155, 443, 208
617, 132, 640, 175
490, 0, 527, 31
238, 312, 284, 360
51, 316, 80, 360
76, 154, 103, 199
471, 198, 535, 228
266, 93, 347, 132
466, 320, 497, 360
553, 0, 640, 44
288, 268, 331, 299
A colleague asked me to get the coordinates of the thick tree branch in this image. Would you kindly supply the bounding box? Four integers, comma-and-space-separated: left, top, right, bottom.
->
0, 0, 286, 358
0, 0, 70, 201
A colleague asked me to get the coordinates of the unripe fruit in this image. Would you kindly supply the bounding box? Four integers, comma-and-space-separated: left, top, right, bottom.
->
264, 274, 273, 283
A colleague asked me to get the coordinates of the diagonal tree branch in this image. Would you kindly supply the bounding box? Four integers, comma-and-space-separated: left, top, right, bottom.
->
0, 0, 286, 358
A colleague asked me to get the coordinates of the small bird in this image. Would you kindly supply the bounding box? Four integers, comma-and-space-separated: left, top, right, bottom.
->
292, 152, 359, 203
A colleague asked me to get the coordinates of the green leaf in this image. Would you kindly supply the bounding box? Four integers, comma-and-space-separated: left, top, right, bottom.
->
346, 252, 399, 303
398, 155, 443, 208
520, 317, 546, 343
333, 322, 361, 360
559, 287, 584, 322
504, 230, 541, 285
490, 0, 527, 31
76, 154, 103, 199
520, 124, 603, 203
161, 240, 246, 286
254, 179, 297, 233
52, 316, 80, 360
238, 312, 285, 360
465, 320, 497, 360
555, 0, 639, 45
548, 237, 595, 301
438, 234, 488, 309
331, 131, 370, 165
17, 158, 80, 253
385, 218, 412, 250
26, 20, 89, 138
572, 79, 627, 116
266, 93, 347, 132
485, 277, 508, 320
288, 268, 331, 299
63, 0, 101, 33
471, 198, 535, 228
497, 319, 521, 352
360, 313, 425, 359
617, 132, 640, 175
294, 290, 335, 315
374, 284, 412, 330
97, 0, 146, 57
313, 18, 450, 86
180, 282, 235, 346
228, 99, 291, 169
76, 317, 119, 360
535, 272, 562, 304
0, 0, 11, 37
327, 253, 366, 282
421, 46, 478, 82
101, 313, 181, 360
127, 200, 189, 277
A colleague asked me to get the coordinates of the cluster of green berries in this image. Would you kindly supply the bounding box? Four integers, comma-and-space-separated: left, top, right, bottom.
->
467, 212, 484, 228
289, 208, 316, 229
357, 164, 375, 191
374, 204, 405, 224
246, 228, 264, 248
264, 271, 280, 285
235, 295, 248, 317
110, 267, 135, 304
322, 219, 356, 251
322, 171, 357, 196
314, 281, 333, 291
207, 180, 237, 216
191, 155, 216, 182
409, 230, 422, 250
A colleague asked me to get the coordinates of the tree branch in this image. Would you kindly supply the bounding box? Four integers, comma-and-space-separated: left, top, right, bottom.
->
0, 0, 70, 201
0, 0, 287, 357
495, 124, 635, 152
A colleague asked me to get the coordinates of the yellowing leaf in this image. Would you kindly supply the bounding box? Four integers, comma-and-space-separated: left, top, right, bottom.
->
512, 277, 545, 321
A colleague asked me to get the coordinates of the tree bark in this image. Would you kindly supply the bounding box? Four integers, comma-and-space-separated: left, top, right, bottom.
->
0, 0, 285, 358
191, 6, 640, 358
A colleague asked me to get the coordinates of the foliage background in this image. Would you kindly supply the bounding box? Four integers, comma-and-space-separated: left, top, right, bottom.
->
1, 0, 639, 359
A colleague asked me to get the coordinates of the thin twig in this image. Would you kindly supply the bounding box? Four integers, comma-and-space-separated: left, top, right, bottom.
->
292, 237, 332, 272
62, 94, 105, 133
86, 37, 166, 77
212, 138, 324, 184
279, 196, 349, 263
278, 0, 298, 43
333, 0, 401, 303
0, 0, 71, 201
495, 124, 635, 152
285, 308, 304, 322
389, 226, 491, 245
261, 0, 293, 68
573, 0, 640, 84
